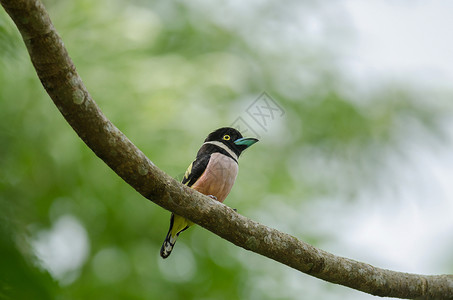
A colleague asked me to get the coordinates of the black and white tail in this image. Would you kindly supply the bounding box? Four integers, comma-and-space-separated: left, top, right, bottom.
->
160, 214, 188, 259
160, 233, 178, 258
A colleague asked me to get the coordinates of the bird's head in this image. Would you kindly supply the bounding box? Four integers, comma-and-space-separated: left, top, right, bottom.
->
204, 127, 259, 158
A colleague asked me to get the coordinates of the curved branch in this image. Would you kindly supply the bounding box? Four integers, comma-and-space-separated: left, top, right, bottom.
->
1, 0, 452, 299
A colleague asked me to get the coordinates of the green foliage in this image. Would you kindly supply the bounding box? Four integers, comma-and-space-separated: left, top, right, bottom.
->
0, 1, 451, 299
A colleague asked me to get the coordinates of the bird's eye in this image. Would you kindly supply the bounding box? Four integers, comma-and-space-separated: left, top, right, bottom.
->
223, 134, 231, 141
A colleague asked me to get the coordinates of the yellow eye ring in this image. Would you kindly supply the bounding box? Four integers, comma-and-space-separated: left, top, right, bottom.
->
223, 135, 231, 141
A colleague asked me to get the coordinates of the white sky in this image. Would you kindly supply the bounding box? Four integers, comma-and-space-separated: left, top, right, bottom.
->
343, 0, 453, 88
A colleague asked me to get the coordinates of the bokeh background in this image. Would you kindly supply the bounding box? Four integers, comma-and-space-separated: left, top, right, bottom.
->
1, 0, 453, 299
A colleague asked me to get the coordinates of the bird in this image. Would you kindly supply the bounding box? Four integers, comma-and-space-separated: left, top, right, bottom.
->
160, 127, 258, 259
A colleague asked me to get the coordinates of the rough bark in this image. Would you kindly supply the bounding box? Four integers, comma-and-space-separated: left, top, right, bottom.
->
1, 0, 452, 299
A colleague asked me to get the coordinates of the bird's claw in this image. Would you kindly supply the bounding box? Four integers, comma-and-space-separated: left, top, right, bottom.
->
207, 195, 217, 201
233, 208, 237, 212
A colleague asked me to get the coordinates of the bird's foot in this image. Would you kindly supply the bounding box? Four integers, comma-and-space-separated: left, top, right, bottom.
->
233, 208, 237, 212
207, 195, 217, 201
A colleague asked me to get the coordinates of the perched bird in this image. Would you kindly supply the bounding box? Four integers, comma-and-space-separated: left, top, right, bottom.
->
160, 127, 258, 258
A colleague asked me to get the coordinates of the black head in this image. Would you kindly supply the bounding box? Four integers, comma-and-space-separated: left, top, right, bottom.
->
203, 127, 258, 158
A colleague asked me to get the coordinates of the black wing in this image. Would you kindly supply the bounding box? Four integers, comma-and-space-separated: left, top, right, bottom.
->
181, 154, 211, 187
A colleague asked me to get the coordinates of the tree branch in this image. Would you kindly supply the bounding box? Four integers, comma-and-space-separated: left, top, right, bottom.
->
1, 0, 452, 299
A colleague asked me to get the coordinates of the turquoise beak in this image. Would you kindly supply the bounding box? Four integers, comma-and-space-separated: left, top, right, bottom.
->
234, 137, 259, 148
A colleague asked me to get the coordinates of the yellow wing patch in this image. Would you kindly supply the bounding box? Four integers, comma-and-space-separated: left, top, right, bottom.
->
183, 162, 193, 185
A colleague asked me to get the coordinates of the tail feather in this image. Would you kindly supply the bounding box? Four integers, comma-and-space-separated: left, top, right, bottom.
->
160, 214, 190, 259
160, 232, 177, 259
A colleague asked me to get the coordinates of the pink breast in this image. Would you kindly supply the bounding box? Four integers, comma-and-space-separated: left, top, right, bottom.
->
191, 153, 239, 203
